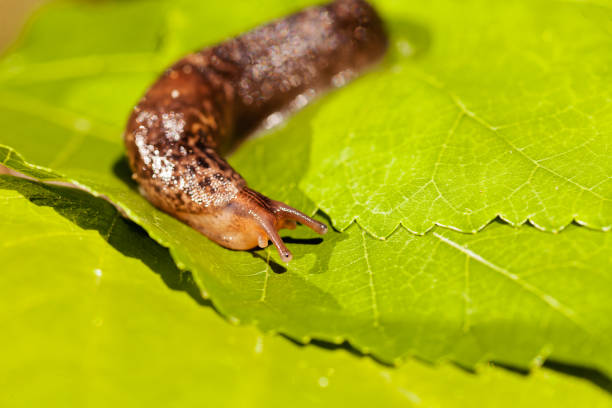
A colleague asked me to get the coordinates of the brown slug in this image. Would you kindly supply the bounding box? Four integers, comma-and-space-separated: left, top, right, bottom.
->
124, 0, 388, 262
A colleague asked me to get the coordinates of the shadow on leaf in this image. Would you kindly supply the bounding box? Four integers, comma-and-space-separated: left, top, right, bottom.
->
0, 174, 211, 307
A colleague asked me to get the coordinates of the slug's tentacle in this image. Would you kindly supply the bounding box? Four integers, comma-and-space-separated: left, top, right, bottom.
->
124, 0, 388, 261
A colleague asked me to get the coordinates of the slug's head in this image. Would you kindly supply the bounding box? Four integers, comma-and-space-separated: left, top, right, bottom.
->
180, 187, 327, 262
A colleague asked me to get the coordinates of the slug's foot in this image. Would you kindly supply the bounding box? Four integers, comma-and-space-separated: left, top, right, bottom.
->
240, 187, 327, 262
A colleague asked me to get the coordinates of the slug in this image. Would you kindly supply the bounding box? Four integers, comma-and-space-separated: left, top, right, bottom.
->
124, 0, 388, 262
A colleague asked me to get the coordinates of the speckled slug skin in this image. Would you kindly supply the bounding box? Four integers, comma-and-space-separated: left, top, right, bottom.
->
124, 0, 388, 261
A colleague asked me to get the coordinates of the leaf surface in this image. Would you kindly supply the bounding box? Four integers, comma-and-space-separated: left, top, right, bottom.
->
1, 175, 610, 407
3, 146, 612, 375
302, 0, 612, 235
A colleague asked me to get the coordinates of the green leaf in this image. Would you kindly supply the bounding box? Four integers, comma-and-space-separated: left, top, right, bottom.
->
301, 0, 612, 235
3, 146, 612, 375
1, 175, 610, 407
1, 0, 612, 375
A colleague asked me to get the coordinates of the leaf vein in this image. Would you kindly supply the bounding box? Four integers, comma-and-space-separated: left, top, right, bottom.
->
361, 229, 380, 328
432, 232, 594, 336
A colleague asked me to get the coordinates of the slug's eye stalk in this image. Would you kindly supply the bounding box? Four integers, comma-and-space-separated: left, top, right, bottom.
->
271, 202, 328, 235
240, 188, 327, 263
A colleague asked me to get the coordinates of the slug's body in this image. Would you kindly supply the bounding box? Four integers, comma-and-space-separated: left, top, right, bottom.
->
124, 0, 387, 261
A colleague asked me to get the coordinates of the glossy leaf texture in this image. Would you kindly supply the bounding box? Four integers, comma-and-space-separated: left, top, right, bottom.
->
1, 0, 612, 376
302, 0, 612, 235
3, 175, 610, 407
